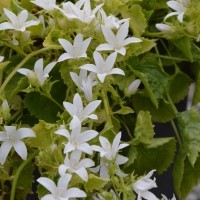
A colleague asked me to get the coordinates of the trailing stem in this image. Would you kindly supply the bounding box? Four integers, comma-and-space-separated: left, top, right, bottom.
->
101, 89, 112, 125
10, 151, 38, 200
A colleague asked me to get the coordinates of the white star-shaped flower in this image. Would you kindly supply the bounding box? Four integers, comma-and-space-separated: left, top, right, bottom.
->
58, 0, 85, 20
60, 0, 103, 24
55, 117, 98, 155
37, 174, 86, 200
31, 0, 58, 11
133, 170, 159, 200
63, 93, 101, 127
92, 132, 129, 162
97, 9, 128, 30
80, 52, 125, 83
0, 126, 35, 165
164, 0, 189, 23
96, 20, 142, 55
91, 132, 129, 178
17, 58, 57, 86
59, 150, 94, 181
58, 34, 92, 62
0, 8, 40, 32
70, 69, 98, 101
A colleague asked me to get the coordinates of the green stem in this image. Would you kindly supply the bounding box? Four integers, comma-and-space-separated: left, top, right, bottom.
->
7, 110, 22, 124
112, 180, 121, 200
40, 92, 64, 111
166, 92, 178, 114
170, 119, 182, 146
0, 47, 51, 94
119, 176, 127, 199
116, 116, 133, 139
101, 89, 112, 124
10, 151, 38, 200
154, 46, 163, 68
0, 40, 26, 57
154, 54, 188, 62
166, 93, 183, 145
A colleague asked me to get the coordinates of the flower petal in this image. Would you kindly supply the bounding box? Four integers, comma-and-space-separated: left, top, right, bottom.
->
55, 128, 70, 139
70, 149, 82, 163
80, 64, 97, 73
87, 114, 98, 120
116, 20, 129, 41
99, 136, 111, 152
80, 130, 98, 143
37, 177, 56, 194
34, 58, 43, 78
78, 158, 94, 168
116, 154, 128, 165
101, 25, 116, 46
116, 47, 126, 55
64, 142, 75, 153
58, 38, 73, 55
105, 52, 117, 71
73, 93, 83, 111
164, 12, 179, 21
17, 128, 35, 139
13, 140, 27, 160
0, 131, 7, 141
100, 160, 109, 178
17, 68, 32, 76
167, 1, 184, 12
44, 61, 57, 75
123, 37, 142, 46
41, 194, 55, 200
118, 143, 129, 150
70, 72, 81, 89
140, 190, 159, 200
93, 51, 104, 69
58, 53, 73, 62
19, 10, 29, 24
58, 174, 72, 188
97, 73, 107, 83
78, 143, 93, 155
75, 167, 88, 181
108, 68, 125, 76
82, 37, 92, 54
0, 142, 12, 165
58, 164, 68, 176
82, 100, 101, 118
0, 22, 14, 30
112, 132, 121, 152
63, 102, 77, 117
3, 8, 17, 23
91, 145, 103, 153
66, 188, 86, 198
96, 43, 114, 52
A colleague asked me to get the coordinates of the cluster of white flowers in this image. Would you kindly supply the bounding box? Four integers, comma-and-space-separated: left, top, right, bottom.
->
156, 0, 189, 33
25, 0, 139, 198
133, 170, 176, 200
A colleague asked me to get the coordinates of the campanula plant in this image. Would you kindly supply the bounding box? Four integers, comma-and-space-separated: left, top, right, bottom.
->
0, 0, 200, 199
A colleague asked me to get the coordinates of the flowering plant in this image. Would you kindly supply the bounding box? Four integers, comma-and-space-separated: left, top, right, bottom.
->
0, 0, 200, 199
